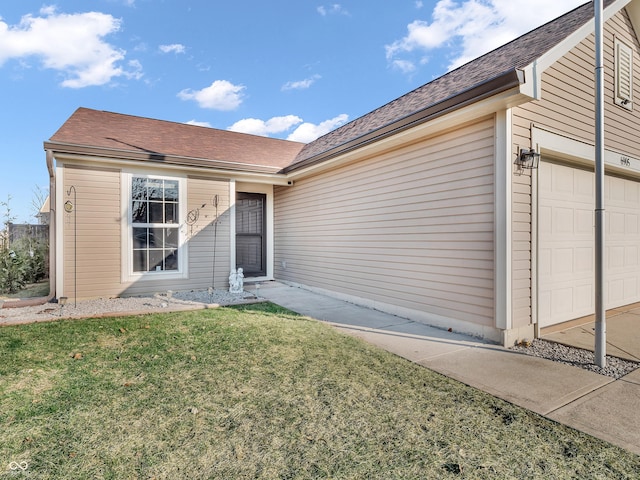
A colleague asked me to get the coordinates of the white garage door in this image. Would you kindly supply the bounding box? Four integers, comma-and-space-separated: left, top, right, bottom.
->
538, 160, 640, 327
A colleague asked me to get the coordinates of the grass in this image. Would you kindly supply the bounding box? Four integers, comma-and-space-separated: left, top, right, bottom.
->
1, 303, 639, 479
0, 280, 50, 300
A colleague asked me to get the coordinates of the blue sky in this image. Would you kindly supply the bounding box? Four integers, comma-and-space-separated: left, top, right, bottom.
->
0, 0, 586, 222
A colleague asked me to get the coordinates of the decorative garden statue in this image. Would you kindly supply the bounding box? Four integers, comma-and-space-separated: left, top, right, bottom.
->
229, 267, 244, 293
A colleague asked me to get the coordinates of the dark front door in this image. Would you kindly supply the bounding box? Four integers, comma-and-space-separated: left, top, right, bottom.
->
236, 192, 266, 276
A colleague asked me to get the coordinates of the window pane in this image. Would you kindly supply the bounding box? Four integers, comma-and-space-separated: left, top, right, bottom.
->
148, 202, 164, 223
133, 250, 147, 272
133, 228, 148, 248
165, 250, 178, 270
165, 228, 178, 248
165, 181, 179, 201
149, 228, 164, 248
132, 178, 147, 201
148, 180, 164, 201
149, 249, 164, 271
131, 201, 147, 223
165, 203, 178, 224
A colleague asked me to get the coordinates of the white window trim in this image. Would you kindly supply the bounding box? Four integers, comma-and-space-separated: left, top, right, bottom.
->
121, 171, 188, 283
615, 38, 633, 110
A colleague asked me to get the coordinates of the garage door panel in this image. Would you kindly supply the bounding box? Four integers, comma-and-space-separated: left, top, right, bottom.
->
626, 245, 638, 265
576, 209, 593, 234
575, 169, 593, 197
626, 214, 638, 234
625, 278, 638, 299
610, 211, 626, 234
539, 161, 640, 327
555, 248, 574, 275
575, 247, 593, 273
539, 281, 593, 326
539, 205, 552, 234
555, 207, 575, 233
625, 182, 639, 203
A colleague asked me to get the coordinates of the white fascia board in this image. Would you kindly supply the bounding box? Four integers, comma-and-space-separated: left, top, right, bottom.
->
52, 152, 292, 186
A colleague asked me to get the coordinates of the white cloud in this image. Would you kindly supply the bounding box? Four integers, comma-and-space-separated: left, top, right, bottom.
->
391, 59, 416, 74
159, 43, 186, 54
0, 6, 137, 88
185, 120, 212, 128
317, 4, 349, 16
386, 0, 586, 72
287, 114, 349, 143
228, 115, 303, 136
227, 113, 348, 143
178, 80, 245, 110
282, 75, 321, 91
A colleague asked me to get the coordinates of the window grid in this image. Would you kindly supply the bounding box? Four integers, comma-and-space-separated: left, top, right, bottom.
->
131, 177, 180, 273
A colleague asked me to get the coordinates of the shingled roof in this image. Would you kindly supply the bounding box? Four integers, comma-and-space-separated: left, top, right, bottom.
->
287, 0, 614, 172
46, 108, 305, 174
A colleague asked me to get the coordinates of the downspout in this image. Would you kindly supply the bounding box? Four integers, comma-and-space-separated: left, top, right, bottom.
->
1, 150, 57, 308
594, 0, 606, 367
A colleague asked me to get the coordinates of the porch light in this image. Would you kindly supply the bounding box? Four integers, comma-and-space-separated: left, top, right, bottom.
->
515, 148, 540, 169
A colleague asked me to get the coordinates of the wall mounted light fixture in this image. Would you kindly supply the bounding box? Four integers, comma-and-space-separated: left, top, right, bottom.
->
515, 148, 541, 169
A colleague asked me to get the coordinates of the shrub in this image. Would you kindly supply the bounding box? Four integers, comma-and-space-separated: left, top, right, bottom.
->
0, 238, 48, 294
0, 245, 26, 294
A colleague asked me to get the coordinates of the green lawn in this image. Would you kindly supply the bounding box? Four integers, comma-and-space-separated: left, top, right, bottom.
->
1, 303, 638, 479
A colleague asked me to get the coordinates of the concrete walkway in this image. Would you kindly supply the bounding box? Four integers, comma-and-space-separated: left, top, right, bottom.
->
542, 304, 640, 362
248, 281, 640, 455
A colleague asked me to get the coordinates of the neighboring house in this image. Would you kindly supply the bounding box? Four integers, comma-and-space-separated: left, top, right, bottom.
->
37, 196, 50, 225
44, 0, 640, 345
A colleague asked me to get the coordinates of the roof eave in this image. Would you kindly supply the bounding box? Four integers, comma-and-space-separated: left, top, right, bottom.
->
43, 141, 284, 175
283, 68, 525, 174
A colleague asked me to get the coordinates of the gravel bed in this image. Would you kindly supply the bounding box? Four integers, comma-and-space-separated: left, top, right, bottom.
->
511, 338, 639, 379
0, 289, 257, 326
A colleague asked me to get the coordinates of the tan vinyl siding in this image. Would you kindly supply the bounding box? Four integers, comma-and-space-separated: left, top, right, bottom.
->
62, 165, 231, 299
510, 166, 533, 327
185, 178, 231, 289
62, 165, 122, 299
275, 118, 495, 327
510, 8, 640, 328
124, 177, 231, 296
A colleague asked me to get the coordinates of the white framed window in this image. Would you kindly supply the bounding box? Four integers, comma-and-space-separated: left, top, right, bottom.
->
122, 172, 187, 281
615, 38, 633, 110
